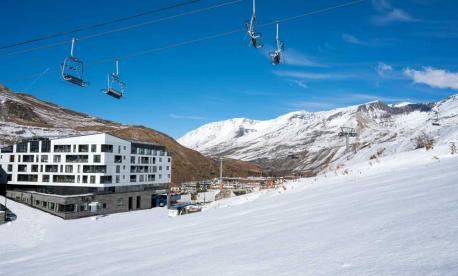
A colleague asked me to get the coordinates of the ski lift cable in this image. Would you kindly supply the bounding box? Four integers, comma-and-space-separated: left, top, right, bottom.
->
95, 0, 365, 63
2, 0, 365, 83
0, 0, 244, 59
0, 0, 203, 51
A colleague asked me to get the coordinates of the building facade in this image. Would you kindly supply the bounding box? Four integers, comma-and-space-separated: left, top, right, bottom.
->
0, 133, 171, 219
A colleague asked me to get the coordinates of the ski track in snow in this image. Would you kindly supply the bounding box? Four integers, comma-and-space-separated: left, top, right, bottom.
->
0, 148, 457, 275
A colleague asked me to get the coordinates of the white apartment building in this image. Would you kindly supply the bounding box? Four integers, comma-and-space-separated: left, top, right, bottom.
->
0, 133, 172, 219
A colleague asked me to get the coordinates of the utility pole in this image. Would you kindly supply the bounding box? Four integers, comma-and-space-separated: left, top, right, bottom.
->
219, 157, 223, 183
338, 127, 357, 152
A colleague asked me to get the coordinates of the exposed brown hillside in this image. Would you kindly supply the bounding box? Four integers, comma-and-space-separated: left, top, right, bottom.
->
0, 84, 262, 184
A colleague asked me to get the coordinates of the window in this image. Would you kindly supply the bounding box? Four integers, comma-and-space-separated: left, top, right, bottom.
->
45, 165, 58, 173
41, 140, 51, 153
101, 144, 113, 153
116, 175, 120, 183
136, 196, 141, 209
166, 166, 170, 171
168, 158, 171, 162
103, 203, 107, 209
66, 155, 88, 163
18, 165, 27, 172
159, 166, 162, 171
42, 175, 50, 182
118, 145, 121, 153
91, 144, 97, 152
78, 145, 89, 152
53, 155, 61, 163
9, 155, 15, 162
17, 174, 38, 182
7, 165, 13, 172
153, 157, 156, 164
16, 142, 28, 153
116, 165, 120, 173
82, 175, 88, 183
41, 155, 48, 163
130, 175, 137, 183
139, 175, 144, 182
90, 176, 96, 184
1, 146, 13, 153
73, 145, 76, 152
54, 145, 71, 153
23, 155, 34, 162
130, 156, 135, 164
53, 175, 75, 183
93, 155, 101, 163
159, 157, 162, 162
31, 165, 39, 172
100, 176, 112, 184
65, 165, 73, 173
30, 141, 39, 152
148, 174, 155, 181
114, 155, 122, 163
83, 165, 107, 173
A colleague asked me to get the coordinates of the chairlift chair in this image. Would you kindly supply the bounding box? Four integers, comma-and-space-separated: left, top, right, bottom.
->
432, 110, 440, 126
246, 0, 262, 49
61, 38, 88, 87
270, 22, 284, 65
102, 59, 125, 99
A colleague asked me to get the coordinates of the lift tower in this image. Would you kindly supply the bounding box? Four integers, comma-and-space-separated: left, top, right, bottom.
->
338, 127, 357, 152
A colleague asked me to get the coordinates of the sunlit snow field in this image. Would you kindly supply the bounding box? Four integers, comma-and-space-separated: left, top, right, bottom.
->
0, 147, 457, 276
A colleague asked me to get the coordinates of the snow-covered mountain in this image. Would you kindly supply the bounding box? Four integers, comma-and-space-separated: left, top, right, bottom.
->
179, 95, 458, 174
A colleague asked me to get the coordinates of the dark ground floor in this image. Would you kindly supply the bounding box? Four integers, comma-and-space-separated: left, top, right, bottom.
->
6, 186, 169, 219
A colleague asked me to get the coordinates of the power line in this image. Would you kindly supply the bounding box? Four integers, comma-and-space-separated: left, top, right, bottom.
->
1, 0, 365, 83
0, 0, 202, 51
0, 0, 243, 59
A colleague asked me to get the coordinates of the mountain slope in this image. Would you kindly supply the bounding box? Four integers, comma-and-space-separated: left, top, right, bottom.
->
0, 84, 262, 184
1, 148, 457, 275
179, 95, 458, 174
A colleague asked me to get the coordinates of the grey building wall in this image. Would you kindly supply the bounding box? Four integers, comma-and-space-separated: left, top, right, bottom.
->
7, 187, 168, 219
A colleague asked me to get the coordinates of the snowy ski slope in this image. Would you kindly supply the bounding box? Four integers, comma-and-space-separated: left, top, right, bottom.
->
0, 146, 457, 275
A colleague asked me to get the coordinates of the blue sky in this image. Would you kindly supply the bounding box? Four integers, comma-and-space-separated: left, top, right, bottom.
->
0, 0, 457, 138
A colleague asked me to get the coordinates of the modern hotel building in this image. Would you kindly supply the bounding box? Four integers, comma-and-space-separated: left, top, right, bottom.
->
0, 133, 171, 219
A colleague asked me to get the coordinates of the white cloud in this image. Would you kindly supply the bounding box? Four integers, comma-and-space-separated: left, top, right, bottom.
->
282, 49, 326, 67
342, 33, 368, 46
404, 67, 458, 90
169, 114, 207, 120
376, 62, 393, 77
273, 70, 349, 80
293, 80, 308, 89
371, 0, 417, 25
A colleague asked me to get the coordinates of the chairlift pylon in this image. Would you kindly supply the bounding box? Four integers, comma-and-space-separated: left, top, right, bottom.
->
61, 38, 88, 87
246, 0, 262, 49
270, 22, 284, 65
102, 59, 126, 99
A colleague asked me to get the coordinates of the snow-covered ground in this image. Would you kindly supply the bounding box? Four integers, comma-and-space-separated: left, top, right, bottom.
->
1, 147, 457, 275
